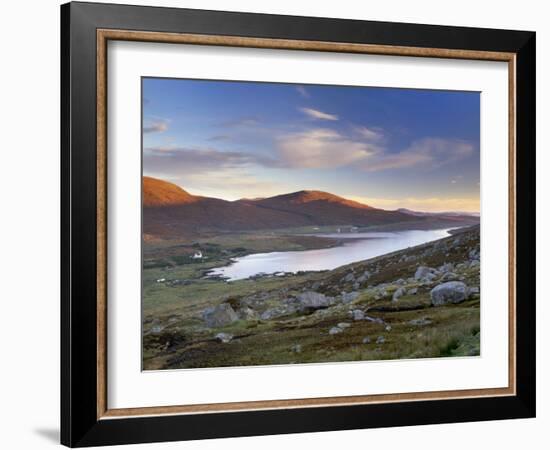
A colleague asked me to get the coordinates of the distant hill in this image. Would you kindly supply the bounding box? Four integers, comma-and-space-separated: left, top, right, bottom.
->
396, 208, 480, 218
143, 177, 479, 239
143, 176, 198, 207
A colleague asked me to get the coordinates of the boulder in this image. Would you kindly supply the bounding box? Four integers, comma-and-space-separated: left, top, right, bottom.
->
430, 281, 470, 306
260, 305, 296, 320
351, 309, 365, 321
215, 332, 233, 343
342, 291, 360, 304
356, 271, 371, 284
407, 287, 418, 295
202, 303, 239, 328
329, 326, 343, 335
343, 272, 356, 283
296, 291, 330, 310
337, 322, 351, 329
392, 287, 406, 302
440, 272, 459, 282
414, 266, 437, 281
237, 307, 259, 321
291, 344, 302, 353
376, 336, 386, 344
362, 337, 371, 344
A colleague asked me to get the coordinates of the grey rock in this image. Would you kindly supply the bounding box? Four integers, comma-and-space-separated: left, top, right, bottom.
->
470, 286, 480, 295
337, 322, 351, 329
202, 303, 239, 328
440, 272, 459, 282
430, 281, 470, 306
364, 315, 385, 325
291, 344, 302, 353
362, 337, 371, 344
392, 287, 406, 302
351, 309, 365, 321
150, 324, 164, 334
296, 291, 330, 310
469, 260, 480, 269
342, 291, 360, 304
329, 326, 343, 335
376, 336, 386, 344
356, 271, 371, 284
407, 287, 418, 295
343, 272, 356, 283
439, 263, 455, 273
409, 317, 432, 326
414, 266, 438, 281
260, 305, 296, 320
215, 332, 233, 343
237, 307, 259, 321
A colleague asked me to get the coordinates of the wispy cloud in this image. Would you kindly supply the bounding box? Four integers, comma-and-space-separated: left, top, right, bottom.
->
143, 121, 168, 134
220, 116, 259, 127
143, 147, 280, 173
353, 126, 384, 142
360, 138, 474, 172
299, 107, 338, 121
277, 128, 377, 169
296, 86, 310, 98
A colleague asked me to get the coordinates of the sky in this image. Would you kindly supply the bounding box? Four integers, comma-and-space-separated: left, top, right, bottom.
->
142, 78, 480, 212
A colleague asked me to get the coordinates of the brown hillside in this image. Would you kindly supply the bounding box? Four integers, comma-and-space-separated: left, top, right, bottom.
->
143, 176, 198, 207
142, 177, 477, 239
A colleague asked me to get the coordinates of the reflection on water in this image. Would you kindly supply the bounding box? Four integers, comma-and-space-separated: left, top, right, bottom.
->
209, 229, 453, 281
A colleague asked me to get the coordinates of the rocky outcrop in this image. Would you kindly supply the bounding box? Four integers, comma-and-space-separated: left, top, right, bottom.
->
430, 281, 470, 306
202, 303, 239, 327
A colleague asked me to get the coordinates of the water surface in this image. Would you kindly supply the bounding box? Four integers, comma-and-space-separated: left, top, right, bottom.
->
210, 228, 452, 281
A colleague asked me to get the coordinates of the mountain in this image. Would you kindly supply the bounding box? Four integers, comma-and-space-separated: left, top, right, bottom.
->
143, 177, 478, 239
396, 208, 479, 218
143, 176, 198, 207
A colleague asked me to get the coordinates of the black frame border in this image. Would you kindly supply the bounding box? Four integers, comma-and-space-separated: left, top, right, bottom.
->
61, 2, 536, 447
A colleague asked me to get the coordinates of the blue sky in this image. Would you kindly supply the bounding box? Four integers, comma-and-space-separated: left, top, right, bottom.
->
143, 78, 480, 212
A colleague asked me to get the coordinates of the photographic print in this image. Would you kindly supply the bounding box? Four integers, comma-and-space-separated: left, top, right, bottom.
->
142, 78, 481, 370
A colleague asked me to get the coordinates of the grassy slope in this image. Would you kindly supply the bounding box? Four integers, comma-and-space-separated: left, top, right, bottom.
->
143, 227, 480, 370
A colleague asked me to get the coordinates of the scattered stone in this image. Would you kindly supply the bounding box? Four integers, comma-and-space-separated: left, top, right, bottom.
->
385, 324, 392, 332
440, 272, 459, 282
362, 337, 371, 344
202, 303, 239, 328
237, 307, 259, 321
215, 332, 233, 343
392, 287, 406, 302
408, 318, 432, 326
260, 305, 296, 321
329, 327, 343, 335
150, 324, 164, 334
342, 291, 360, 304
291, 344, 302, 353
470, 286, 480, 295
407, 287, 418, 295
415, 266, 438, 281
337, 322, 351, 329
469, 260, 480, 269
351, 309, 365, 321
364, 315, 385, 325
439, 263, 455, 273
357, 271, 371, 284
430, 281, 470, 306
343, 272, 356, 283
376, 336, 386, 344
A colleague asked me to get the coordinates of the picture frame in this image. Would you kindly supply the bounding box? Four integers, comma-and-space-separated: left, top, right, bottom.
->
61, 1, 536, 447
